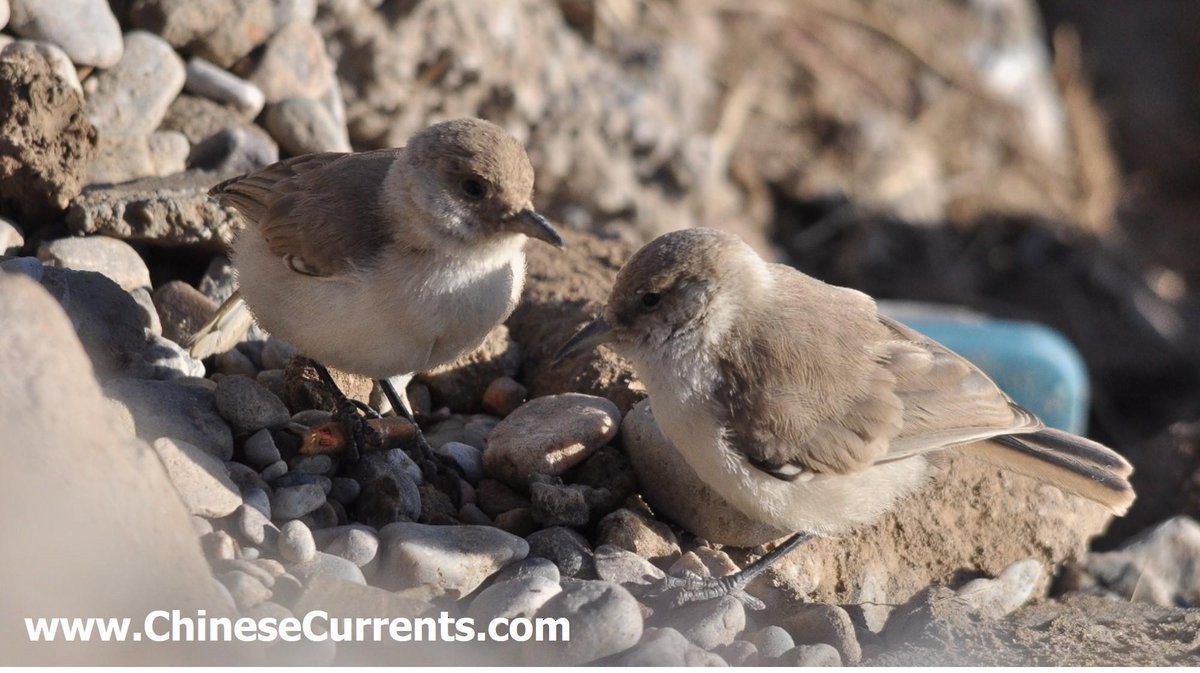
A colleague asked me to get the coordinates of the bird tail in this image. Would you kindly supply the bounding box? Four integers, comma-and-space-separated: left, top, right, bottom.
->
967, 428, 1135, 515
188, 290, 256, 359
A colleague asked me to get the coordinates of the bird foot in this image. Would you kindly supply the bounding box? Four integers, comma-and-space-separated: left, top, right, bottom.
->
641, 570, 766, 610
335, 397, 384, 461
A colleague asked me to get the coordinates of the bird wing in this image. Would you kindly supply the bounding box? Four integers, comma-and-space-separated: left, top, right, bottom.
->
714, 266, 1040, 479
210, 150, 402, 276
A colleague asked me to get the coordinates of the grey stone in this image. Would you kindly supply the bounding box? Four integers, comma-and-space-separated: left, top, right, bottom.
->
211, 558, 275, 588
83, 31, 184, 136
783, 603, 861, 664
468, 575, 562, 622
187, 125, 279, 176
260, 460, 288, 482
521, 580, 643, 665
955, 558, 1043, 619
748, 625, 795, 660
491, 556, 562, 586
289, 454, 333, 476
278, 519, 316, 563
377, 522, 529, 598
312, 525, 379, 568
715, 640, 759, 666
105, 378, 234, 460
787, 643, 843, 667
260, 337, 296, 371
87, 131, 190, 185
1, 40, 81, 93
526, 526, 594, 579
143, 334, 205, 378
214, 347, 258, 378
245, 21, 332, 103
458, 503, 491, 525
476, 478, 530, 518
227, 462, 269, 496
351, 457, 422, 528
270, 483, 325, 520
216, 570, 272, 610
37, 236, 149, 291
424, 413, 498, 451
197, 255, 238, 304
670, 594, 745, 649
152, 279, 217, 346
530, 479, 591, 527
264, 97, 350, 155
328, 477, 360, 505
128, 287, 162, 335
271, 0, 316, 25
1, 256, 41, 279
152, 437, 241, 518
7, 0, 122, 68
593, 544, 665, 587
288, 551, 365, 586
236, 503, 279, 546
435, 442, 484, 485
615, 627, 721, 667
484, 393, 620, 488
597, 508, 680, 564
0, 217, 23, 255
185, 57, 265, 117
214, 375, 290, 435
1086, 516, 1200, 607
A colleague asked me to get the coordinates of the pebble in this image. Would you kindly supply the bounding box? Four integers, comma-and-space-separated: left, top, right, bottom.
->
526, 526, 595, 579
128, 287, 162, 336
458, 503, 491, 526
350, 464, 422, 528
1, 256, 40, 279
1, 40, 81, 93
290, 454, 334, 476
669, 547, 740, 579
87, 131, 190, 184
215, 348, 259, 378
256, 370, 288, 405
278, 519, 317, 563
847, 571, 891, 633
593, 544, 665, 587
531, 479, 600, 527
597, 508, 681, 563
264, 97, 350, 155
188, 125, 280, 174
615, 627, 721, 667
1086, 515, 1200, 607
482, 376, 527, 417
467, 575, 562, 622
476, 478, 530, 517
783, 603, 862, 664
215, 374, 291, 435
424, 414, 498, 451
7, 0, 123, 68
313, 525, 379, 567
260, 460, 289, 482
484, 393, 621, 487
349, 448, 423, 486
152, 438, 241, 518
216, 570, 272, 610
491, 556, 562, 586
563, 445, 636, 511
435, 442, 484, 485
189, 515, 213, 536
787, 643, 843, 667
955, 557, 1043, 619
494, 508, 537, 537
83, 31, 184, 136
185, 57, 265, 117
748, 625, 795, 660
236, 503, 279, 546
144, 334, 206, 379
212, 558, 276, 589
191, 0, 275, 67
36, 235, 150, 292
271, 573, 305, 607
227, 462, 270, 496
287, 551, 365, 586
520, 580, 643, 665
261, 337, 297, 371
716, 640, 760, 666
270, 483, 326, 520
328, 477, 360, 505
246, 21, 333, 103
202, 530, 238, 561
242, 428, 282, 468
671, 594, 745, 649
377, 522, 528, 597
0, 217, 23, 255
151, 280, 218, 347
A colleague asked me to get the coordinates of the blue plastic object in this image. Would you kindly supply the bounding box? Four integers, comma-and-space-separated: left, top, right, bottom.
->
879, 301, 1090, 434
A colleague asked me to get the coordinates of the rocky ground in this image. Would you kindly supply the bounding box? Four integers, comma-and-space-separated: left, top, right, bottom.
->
2, 0, 1200, 666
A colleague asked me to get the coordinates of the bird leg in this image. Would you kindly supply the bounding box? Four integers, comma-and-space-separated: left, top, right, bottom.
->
378, 377, 466, 487
644, 532, 815, 610
308, 360, 383, 461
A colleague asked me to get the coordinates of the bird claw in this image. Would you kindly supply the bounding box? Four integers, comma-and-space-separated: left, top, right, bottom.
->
642, 572, 765, 610
335, 398, 383, 461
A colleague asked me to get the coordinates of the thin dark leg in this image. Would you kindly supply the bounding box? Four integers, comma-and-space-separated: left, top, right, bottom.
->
648, 532, 815, 609
378, 378, 465, 486
309, 360, 381, 460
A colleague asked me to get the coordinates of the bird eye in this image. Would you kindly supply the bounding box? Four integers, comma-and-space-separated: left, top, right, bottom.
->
460, 178, 487, 199
640, 292, 662, 310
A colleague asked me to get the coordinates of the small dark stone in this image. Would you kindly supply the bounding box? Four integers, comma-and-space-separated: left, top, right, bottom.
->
526, 526, 595, 579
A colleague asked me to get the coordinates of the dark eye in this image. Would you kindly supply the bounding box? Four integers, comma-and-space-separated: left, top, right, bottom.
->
641, 292, 662, 309
460, 178, 487, 199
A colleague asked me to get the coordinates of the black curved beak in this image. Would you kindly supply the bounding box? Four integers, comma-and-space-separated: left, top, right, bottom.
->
554, 317, 612, 364
507, 209, 563, 248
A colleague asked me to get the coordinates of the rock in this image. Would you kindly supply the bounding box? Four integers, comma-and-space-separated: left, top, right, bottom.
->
127, 286, 162, 335
482, 376, 527, 417
715, 640, 759, 666
526, 526, 594, 579
377, 522, 528, 598
955, 558, 1044, 619
260, 459, 288, 482
348, 451, 422, 527
152, 437, 241, 517
245, 21, 331, 103
7, 0, 122, 68
185, 57, 265, 117
0, 217, 23, 255
491, 556, 562, 586
283, 357, 374, 413
215, 374, 291, 435
484, 393, 621, 488
476, 478, 530, 517
152, 280, 217, 345
593, 544, 665, 587
748, 625, 795, 660
0, 0, 8, 31
278, 520, 316, 563
129, 0, 274, 68
468, 575, 562, 622
328, 477, 360, 505
0, 50, 96, 222
214, 346, 257, 376
291, 576, 429, 633
522, 580, 643, 665
287, 551, 365, 586
597, 508, 680, 564
424, 413, 498, 451
787, 644, 843, 667
1, 39, 82, 93
243, 428, 282, 470
188, 123, 280, 175
83, 31, 184, 137
86, 131, 190, 185
782, 603, 861, 664
564, 445, 637, 513
0, 274, 236, 664
105, 378, 234, 459
37, 236, 150, 291
264, 97, 349, 155
615, 627, 722, 666
290, 454, 333, 476
435, 442, 484, 485
419, 324, 521, 413
494, 508, 537, 537
667, 594, 746, 649
669, 548, 740, 579
312, 525, 379, 568
217, 570, 272, 610
530, 479, 591, 527
67, 170, 245, 249
236, 503, 279, 546
1086, 516, 1200, 607
212, 558, 275, 588
271, 483, 325, 520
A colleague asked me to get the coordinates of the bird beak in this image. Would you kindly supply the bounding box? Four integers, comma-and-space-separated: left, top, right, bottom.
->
555, 317, 612, 363
506, 209, 563, 248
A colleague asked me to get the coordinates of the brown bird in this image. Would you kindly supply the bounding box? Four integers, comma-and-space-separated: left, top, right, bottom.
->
559, 227, 1133, 607
191, 118, 561, 461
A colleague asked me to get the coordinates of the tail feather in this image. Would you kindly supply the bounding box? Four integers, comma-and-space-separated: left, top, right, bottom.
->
188, 290, 256, 360
969, 430, 1135, 515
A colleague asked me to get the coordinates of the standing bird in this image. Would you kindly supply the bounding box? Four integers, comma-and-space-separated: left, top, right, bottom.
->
191, 118, 562, 462
558, 228, 1133, 607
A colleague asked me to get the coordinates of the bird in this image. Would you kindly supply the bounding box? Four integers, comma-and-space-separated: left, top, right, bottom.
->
190, 117, 562, 465
557, 227, 1134, 607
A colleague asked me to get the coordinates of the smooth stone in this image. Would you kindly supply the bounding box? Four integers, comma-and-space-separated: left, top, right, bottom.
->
1, 255, 41, 279
484, 393, 620, 488
143, 334, 205, 379
351, 458, 422, 528
1086, 516, 1200, 607
128, 286, 162, 335
188, 124, 280, 174
87, 130, 190, 184
242, 428, 281, 468
289, 454, 333, 476
7, 0, 122, 67
227, 462, 269, 496
529, 479, 592, 527
105, 378, 234, 460
328, 477, 360, 505
468, 575, 562, 622
377, 522, 529, 598
615, 627, 721, 667
152, 280, 217, 347
349, 448, 423, 486
152, 437, 240, 518
526, 526, 594, 579
245, 21, 332, 103
458, 503, 491, 526
215, 347, 258, 378
521, 580, 643, 665
291, 577, 429, 629
715, 640, 760, 666
748, 625, 795, 660
185, 57, 265, 117
37, 235, 149, 291
83, 31, 184, 136
435, 441, 484, 485
270, 483, 325, 520
211, 558, 275, 588
261, 460, 288, 482
0, 217, 24, 255
312, 525, 379, 568
670, 594, 745, 649
216, 570, 272, 610
424, 413, 498, 451
215, 375, 291, 435
264, 97, 350, 155
593, 544, 665, 587
287, 551, 365, 586
955, 558, 1043, 619
482, 376, 527, 417
476, 478, 530, 517
494, 508, 536, 537
189, 515, 214, 536
1, 40, 82, 93
597, 508, 680, 564
491, 556, 562, 586
787, 643, 843, 666
783, 603, 862, 664
236, 503, 279, 546
278, 519, 316, 563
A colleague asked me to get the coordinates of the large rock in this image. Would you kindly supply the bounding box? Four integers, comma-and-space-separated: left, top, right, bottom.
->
37, 235, 151, 291
7, 0, 123, 68
0, 49, 96, 221
0, 274, 241, 664
105, 378, 234, 460
83, 31, 185, 138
